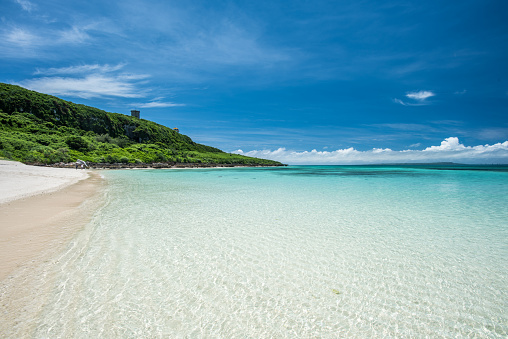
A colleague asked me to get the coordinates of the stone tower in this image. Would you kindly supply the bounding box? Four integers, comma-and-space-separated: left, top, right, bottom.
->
131, 110, 140, 118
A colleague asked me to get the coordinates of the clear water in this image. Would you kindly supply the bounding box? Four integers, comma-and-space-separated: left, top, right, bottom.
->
13, 166, 508, 337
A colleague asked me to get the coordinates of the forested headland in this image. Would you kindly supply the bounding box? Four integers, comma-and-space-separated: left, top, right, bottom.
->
0, 83, 283, 168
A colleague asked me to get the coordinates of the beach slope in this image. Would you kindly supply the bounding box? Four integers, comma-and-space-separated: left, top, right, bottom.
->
0, 160, 102, 280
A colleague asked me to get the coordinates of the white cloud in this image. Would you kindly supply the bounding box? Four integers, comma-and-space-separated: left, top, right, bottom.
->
394, 90, 435, 106
18, 63, 153, 99
476, 128, 508, 140
5, 28, 38, 47
0, 27, 47, 58
372, 148, 392, 153
0, 26, 85, 58
406, 90, 435, 101
375, 123, 430, 131
58, 26, 91, 44
201, 20, 290, 66
15, 0, 35, 12
0, 20, 107, 58
422, 137, 464, 151
122, 3, 292, 74
135, 101, 186, 108
393, 98, 407, 106
233, 137, 508, 165
34, 63, 126, 76
18, 74, 147, 99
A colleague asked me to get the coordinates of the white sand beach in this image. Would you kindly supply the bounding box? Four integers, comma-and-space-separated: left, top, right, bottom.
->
0, 160, 89, 204
0, 160, 103, 280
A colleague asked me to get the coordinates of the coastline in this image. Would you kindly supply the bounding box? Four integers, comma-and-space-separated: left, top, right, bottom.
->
0, 160, 104, 280
0, 161, 105, 336
0, 160, 90, 204
0, 164, 506, 336
30, 161, 287, 170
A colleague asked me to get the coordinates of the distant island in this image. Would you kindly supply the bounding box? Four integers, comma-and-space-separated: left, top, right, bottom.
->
0, 83, 284, 168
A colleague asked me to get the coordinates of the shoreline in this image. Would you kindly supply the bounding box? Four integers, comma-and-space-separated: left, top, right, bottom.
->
0, 160, 90, 204
0, 161, 105, 281
26, 161, 287, 170
0, 162, 105, 336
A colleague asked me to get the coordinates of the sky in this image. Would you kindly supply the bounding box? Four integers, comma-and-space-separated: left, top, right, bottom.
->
1, 0, 507, 164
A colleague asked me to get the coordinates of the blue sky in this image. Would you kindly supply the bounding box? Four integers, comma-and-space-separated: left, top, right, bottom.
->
1, 0, 508, 164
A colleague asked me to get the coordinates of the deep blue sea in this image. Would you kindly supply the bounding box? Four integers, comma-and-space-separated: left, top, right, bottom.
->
7, 165, 508, 337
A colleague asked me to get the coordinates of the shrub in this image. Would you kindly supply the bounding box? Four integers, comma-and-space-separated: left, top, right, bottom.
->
65, 135, 89, 152
95, 134, 111, 143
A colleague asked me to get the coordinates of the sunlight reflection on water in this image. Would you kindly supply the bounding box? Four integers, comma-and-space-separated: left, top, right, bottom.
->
6, 166, 508, 338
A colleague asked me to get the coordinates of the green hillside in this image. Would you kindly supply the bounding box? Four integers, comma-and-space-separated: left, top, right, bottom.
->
0, 83, 283, 167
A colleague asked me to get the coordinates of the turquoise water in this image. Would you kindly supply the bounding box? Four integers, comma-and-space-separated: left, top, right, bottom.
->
14, 166, 508, 337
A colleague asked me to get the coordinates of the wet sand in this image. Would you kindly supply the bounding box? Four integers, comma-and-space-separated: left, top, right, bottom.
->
0, 161, 105, 336
0, 160, 104, 280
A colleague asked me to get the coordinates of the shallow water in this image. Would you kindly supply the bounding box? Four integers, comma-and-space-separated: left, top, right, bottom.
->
10, 165, 508, 337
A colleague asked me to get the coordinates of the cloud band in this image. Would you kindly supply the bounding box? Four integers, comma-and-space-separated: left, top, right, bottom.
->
233, 137, 508, 164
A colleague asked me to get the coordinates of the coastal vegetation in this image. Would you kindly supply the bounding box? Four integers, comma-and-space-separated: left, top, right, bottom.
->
0, 83, 283, 167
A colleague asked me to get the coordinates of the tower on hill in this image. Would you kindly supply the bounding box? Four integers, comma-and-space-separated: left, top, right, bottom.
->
131, 110, 140, 118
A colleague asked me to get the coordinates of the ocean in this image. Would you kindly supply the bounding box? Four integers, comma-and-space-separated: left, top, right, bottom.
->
7, 165, 508, 337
